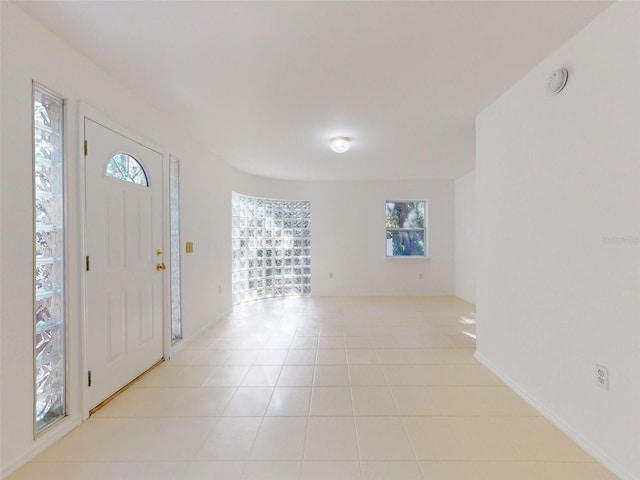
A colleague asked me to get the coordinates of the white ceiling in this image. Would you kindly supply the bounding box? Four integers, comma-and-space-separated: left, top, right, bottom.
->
17, 1, 612, 181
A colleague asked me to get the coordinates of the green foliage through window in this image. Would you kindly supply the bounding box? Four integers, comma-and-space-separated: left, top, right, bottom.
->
385, 201, 427, 257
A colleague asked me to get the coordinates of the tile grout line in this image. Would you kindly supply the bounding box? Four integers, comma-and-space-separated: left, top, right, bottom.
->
344, 332, 364, 480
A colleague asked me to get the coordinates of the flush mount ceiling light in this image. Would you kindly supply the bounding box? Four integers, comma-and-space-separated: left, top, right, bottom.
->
330, 136, 350, 153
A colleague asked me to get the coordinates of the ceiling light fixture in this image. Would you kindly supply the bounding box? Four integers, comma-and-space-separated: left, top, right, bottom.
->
330, 136, 350, 153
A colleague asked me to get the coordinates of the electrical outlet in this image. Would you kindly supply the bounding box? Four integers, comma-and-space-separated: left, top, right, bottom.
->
329, 272, 334, 280
418, 273, 423, 279
596, 364, 609, 390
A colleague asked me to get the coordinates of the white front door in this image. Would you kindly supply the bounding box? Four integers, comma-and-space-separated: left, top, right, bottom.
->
84, 118, 164, 411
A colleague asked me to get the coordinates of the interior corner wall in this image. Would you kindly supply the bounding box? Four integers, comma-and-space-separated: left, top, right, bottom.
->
229, 173, 456, 297
476, 3, 640, 479
0, 3, 235, 475
454, 170, 475, 304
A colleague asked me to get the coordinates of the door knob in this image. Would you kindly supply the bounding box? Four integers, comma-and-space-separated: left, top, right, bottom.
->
156, 263, 166, 271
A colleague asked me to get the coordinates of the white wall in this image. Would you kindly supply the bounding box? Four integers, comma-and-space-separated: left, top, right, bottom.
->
454, 170, 475, 303
0, 3, 234, 474
476, 3, 640, 479
230, 172, 456, 297
0, 3, 457, 475
0, 1, 4, 472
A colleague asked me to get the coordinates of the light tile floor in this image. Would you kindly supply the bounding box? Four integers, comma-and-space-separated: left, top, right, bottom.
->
8, 296, 618, 479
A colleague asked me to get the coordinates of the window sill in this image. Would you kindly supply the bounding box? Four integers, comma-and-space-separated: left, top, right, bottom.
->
385, 256, 430, 261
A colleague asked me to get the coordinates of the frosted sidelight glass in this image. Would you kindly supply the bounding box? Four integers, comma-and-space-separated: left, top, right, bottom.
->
169, 157, 182, 343
33, 84, 66, 433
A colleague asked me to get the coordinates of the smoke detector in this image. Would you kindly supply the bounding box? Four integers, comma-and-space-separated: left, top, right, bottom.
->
547, 68, 569, 94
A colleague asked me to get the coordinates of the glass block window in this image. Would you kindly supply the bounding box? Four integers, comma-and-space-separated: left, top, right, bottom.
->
232, 192, 311, 305
169, 157, 182, 343
105, 153, 149, 186
385, 200, 427, 257
33, 84, 66, 432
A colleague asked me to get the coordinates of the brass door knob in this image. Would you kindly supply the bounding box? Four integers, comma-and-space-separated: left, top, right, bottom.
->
156, 263, 166, 271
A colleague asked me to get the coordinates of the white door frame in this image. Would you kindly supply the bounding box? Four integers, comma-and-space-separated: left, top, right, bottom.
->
79, 103, 171, 420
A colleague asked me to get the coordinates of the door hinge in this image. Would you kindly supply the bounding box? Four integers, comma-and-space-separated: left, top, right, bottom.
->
86, 255, 90, 271
88, 370, 92, 387
84, 139, 88, 156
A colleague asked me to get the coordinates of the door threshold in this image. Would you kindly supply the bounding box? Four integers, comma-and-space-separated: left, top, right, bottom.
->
89, 358, 164, 416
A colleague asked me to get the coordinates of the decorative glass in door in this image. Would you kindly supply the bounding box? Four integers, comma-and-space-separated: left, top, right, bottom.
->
33, 84, 66, 432
105, 153, 149, 186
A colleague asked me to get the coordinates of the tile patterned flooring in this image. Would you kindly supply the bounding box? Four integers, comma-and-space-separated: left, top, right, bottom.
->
8, 296, 618, 479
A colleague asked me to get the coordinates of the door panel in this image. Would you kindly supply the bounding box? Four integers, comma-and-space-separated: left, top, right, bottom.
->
106, 191, 125, 268
85, 118, 164, 410
107, 292, 126, 360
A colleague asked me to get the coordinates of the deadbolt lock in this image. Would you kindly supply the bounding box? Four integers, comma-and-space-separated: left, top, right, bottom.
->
156, 263, 166, 271
156, 249, 163, 256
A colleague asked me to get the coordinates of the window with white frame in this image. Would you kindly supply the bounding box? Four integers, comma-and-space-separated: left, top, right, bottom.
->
232, 193, 311, 304
385, 200, 427, 257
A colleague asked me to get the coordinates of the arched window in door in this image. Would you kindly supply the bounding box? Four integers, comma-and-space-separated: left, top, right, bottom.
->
105, 153, 149, 186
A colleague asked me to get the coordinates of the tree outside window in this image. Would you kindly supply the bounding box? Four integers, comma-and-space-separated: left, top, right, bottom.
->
385, 201, 427, 257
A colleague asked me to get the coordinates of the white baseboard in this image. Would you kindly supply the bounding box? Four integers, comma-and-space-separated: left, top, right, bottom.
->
1, 416, 81, 479
169, 307, 233, 357
475, 352, 636, 480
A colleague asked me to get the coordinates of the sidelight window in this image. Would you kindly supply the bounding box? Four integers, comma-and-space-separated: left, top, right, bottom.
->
33, 84, 66, 433
169, 156, 182, 343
